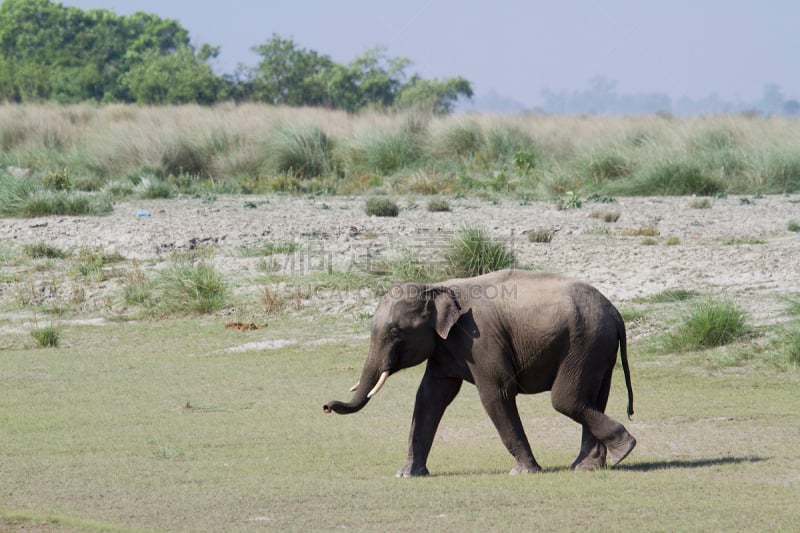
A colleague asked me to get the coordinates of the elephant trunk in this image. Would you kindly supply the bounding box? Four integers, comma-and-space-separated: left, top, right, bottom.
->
323, 358, 389, 415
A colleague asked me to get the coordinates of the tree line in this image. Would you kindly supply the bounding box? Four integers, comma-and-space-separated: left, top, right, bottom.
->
0, 0, 472, 113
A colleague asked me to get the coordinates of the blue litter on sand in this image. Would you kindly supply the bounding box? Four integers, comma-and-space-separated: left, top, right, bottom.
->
136, 210, 151, 217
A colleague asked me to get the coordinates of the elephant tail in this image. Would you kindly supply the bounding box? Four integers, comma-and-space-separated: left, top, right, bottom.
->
619, 323, 634, 419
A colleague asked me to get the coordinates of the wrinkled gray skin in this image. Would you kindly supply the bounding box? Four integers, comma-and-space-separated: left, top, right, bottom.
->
323, 269, 635, 476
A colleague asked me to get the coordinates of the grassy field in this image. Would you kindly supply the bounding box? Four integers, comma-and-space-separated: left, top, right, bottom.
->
2, 104, 800, 213
2, 310, 799, 531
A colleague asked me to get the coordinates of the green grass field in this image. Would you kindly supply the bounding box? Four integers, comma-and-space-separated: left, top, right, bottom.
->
2, 311, 798, 531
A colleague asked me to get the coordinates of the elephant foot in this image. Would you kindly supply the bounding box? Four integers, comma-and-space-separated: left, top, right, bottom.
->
509, 462, 542, 475
570, 450, 607, 471
607, 432, 637, 466
396, 462, 429, 478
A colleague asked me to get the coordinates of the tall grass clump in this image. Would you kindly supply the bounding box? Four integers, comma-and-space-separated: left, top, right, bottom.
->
354, 118, 429, 177
435, 122, 485, 158
24, 242, 68, 259
1, 171, 112, 216
267, 125, 333, 179
663, 299, 750, 351
123, 261, 228, 316
616, 160, 724, 196
445, 226, 516, 277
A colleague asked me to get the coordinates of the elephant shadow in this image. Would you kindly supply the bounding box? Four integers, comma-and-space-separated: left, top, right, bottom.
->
613, 455, 767, 472
430, 456, 767, 477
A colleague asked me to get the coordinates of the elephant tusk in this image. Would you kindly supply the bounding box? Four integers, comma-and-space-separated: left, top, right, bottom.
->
367, 371, 390, 399
349, 381, 360, 392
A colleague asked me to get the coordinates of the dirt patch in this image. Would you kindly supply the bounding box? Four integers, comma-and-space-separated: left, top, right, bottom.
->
1, 194, 798, 322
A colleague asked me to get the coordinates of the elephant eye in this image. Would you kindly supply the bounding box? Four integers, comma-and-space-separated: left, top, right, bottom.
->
389, 327, 403, 341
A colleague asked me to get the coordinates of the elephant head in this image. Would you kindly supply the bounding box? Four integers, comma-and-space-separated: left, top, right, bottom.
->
323, 283, 468, 415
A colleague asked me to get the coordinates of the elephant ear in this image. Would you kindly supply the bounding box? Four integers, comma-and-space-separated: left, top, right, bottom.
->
428, 287, 468, 339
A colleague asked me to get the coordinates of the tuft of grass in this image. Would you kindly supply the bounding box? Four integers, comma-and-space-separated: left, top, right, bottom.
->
780, 329, 800, 366
641, 288, 700, 303
588, 153, 631, 181
426, 198, 451, 212
630, 224, 659, 237
787, 220, 800, 232
720, 237, 766, 245
689, 198, 712, 209
589, 210, 621, 223
268, 125, 332, 179
138, 178, 173, 199
666, 236, 681, 245
31, 325, 60, 347
364, 197, 400, 217
663, 299, 750, 351
24, 242, 67, 259
123, 261, 228, 316
527, 228, 555, 243
446, 226, 516, 277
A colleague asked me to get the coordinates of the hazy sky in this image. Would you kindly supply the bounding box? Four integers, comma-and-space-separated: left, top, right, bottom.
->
62, 0, 799, 107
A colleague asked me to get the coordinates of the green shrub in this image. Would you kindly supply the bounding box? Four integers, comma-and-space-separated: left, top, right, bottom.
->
364, 197, 399, 217
555, 191, 582, 210
426, 198, 451, 212
446, 226, 516, 277
787, 220, 800, 232
664, 299, 749, 351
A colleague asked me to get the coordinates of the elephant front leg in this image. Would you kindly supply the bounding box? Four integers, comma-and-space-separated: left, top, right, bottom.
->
397, 369, 462, 478
479, 389, 542, 474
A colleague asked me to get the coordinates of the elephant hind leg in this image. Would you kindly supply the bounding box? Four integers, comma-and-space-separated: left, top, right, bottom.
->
570, 426, 607, 471
551, 367, 635, 468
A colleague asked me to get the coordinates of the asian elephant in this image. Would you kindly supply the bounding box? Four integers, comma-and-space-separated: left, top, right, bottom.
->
323, 269, 635, 476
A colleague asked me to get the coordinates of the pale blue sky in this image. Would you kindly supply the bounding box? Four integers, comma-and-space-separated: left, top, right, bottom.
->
62, 0, 799, 108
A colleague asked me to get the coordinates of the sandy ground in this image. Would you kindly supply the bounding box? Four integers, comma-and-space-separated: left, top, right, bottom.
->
2, 194, 799, 326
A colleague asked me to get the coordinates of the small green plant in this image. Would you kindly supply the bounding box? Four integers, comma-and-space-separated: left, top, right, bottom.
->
31, 325, 60, 347
787, 220, 800, 232
555, 191, 582, 210
76, 246, 124, 280
364, 197, 400, 217
43, 168, 73, 191
446, 226, 515, 277
512, 149, 536, 175
24, 242, 67, 259
666, 236, 681, 246
663, 299, 749, 351
426, 198, 451, 212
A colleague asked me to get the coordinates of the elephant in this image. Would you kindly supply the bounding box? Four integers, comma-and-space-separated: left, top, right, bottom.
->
323, 269, 635, 476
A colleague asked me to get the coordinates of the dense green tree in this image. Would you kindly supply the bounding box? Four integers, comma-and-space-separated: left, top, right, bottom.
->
395, 75, 473, 114
250, 34, 334, 106
0, 0, 195, 102
120, 45, 222, 104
